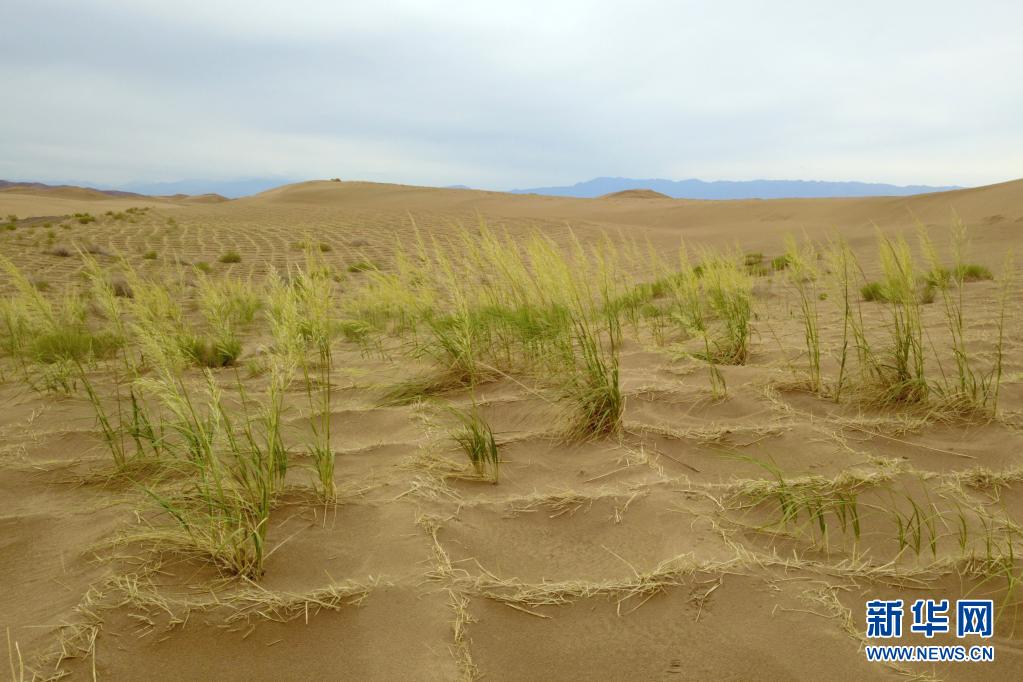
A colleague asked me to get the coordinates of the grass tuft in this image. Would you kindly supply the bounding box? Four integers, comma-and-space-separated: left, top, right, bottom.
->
449, 402, 499, 482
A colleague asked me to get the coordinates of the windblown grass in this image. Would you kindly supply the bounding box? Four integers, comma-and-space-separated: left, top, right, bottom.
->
136, 358, 293, 577
784, 236, 822, 392
268, 254, 338, 502
919, 219, 1010, 416
699, 251, 753, 365
352, 222, 624, 437
0, 254, 122, 366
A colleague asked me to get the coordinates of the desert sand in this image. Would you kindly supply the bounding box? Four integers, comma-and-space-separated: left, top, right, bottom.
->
2, 178, 1023, 680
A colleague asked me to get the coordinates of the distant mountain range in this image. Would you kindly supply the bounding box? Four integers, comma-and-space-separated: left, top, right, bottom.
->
3, 176, 964, 201
510, 177, 961, 199
0, 177, 297, 199
115, 178, 298, 199
0, 179, 143, 197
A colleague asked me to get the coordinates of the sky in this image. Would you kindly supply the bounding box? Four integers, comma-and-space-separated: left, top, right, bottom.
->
2, 0, 1021, 190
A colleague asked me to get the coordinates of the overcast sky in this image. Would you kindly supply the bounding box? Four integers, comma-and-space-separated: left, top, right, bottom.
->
2, 0, 1021, 189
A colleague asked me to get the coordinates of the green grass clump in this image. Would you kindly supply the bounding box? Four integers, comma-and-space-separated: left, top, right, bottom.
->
0, 255, 123, 365
824, 223, 1007, 415
143, 250, 158, 260
72, 212, 96, 224
871, 232, 928, 404
927, 263, 994, 287
29, 327, 121, 364
701, 253, 753, 365
563, 304, 623, 439
919, 221, 1010, 415
182, 273, 265, 368
860, 281, 888, 302
338, 319, 371, 342
183, 334, 242, 367
450, 403, 499, 483
141, 368, 289, 578
955, 263, 994, 282
126, 308, 294, 576
348, 223, 625, 435
346, 260, 377, 273
219, 251, 242, 264
294, 240, 333, 253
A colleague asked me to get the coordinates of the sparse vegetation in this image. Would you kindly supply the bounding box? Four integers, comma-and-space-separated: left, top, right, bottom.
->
1, 198, 1020, 675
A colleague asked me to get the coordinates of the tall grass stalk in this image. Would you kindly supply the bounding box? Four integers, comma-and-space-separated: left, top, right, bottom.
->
919, 221, 1010, 415
139, 354, 293, 577
784, 236, 822, 393
699, 251, 753, 365
663, 243, 726, 397
268, 259, 336, 501
874, 230, 927, 404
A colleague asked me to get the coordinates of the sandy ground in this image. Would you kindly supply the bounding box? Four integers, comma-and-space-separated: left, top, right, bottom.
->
2, 179, 1023, 680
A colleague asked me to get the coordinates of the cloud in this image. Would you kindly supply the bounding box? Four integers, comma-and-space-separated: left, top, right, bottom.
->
2, 0, 1021, 188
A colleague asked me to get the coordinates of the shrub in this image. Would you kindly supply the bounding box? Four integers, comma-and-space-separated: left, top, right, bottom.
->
219, 251, 242, 264
143, 250, 158, 260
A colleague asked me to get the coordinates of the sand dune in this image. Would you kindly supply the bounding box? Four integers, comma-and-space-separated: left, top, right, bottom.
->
2, 178, 1023, 680
598, 189, 672, 199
